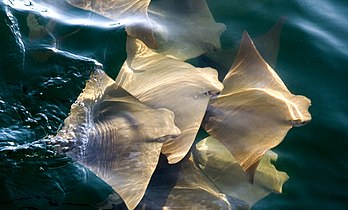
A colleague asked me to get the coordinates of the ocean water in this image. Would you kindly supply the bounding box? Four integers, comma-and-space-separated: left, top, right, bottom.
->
0, 0, 347, 210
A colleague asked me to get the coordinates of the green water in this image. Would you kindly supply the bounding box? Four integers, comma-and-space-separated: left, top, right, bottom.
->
0, 0, 347, 209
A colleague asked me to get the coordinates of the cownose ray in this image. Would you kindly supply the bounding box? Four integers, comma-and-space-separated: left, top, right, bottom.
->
148, 0, 226, 60
66, 0, 157, 48
55, 70, 180, 209
115, 37, 223, 164
194, 136, 289, 206
203, 32, 311, 181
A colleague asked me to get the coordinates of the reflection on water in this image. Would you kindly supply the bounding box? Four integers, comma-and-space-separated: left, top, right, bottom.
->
0, 0, 347, 209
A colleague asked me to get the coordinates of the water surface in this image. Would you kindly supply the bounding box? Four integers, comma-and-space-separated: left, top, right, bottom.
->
0, 0, 347, 209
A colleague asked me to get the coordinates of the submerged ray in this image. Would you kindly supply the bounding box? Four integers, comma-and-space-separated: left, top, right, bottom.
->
163, 155, 248, 209
56, 70, 180, 209
194, 136, 289, 206
115, 37, 223, 164
67, 0, 156, 48
203, 32, 311, 178
148, 0, 225, 60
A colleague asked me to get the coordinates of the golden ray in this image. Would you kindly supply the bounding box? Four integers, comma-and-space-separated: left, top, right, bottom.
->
115, 37, 223, 164
67, 0, 157, 48
148, 0, 225, 60
194, 136, 289, 206
58, 70, 180, 209
203, 32, 311, 179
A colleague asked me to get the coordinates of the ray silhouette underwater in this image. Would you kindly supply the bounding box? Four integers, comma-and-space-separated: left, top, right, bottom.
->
0, 0, 312, 209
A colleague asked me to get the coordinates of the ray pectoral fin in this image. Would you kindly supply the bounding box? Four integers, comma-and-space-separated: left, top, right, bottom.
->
203, 32, 311, 179
255, 150, 289, 194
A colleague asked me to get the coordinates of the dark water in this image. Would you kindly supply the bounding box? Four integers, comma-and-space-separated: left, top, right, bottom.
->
0, 0, 347, 209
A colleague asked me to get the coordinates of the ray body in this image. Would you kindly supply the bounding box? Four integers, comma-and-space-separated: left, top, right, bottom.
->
116, 37, 223, 164
148, 0, 225, 60
203, 32, 311, 178
57, 70, 180, 209
194, 137, 289, 206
